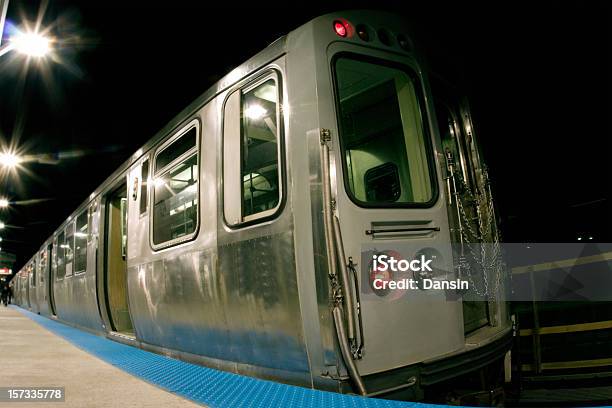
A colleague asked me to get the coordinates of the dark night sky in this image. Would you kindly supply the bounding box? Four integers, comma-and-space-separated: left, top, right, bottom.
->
0, 1, 610, 270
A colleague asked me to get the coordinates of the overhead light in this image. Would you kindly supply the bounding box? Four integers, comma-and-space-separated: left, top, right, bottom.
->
0, 222, 5, 229
10, 31, 51, 58
0, 199, 9, 208
0, 152, 22, 168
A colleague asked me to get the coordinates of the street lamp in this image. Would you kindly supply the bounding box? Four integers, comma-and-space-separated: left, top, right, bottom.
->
0, 1, 52, 59
0, 30, 52, 59
0, 222, 5, 229
0, 199, 8, 208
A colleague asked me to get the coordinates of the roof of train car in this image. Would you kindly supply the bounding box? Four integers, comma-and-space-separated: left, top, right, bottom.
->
24, 9, 416, 258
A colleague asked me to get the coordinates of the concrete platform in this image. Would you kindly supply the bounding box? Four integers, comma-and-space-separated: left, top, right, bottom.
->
4, 305, 430, 408
0, 305, 199, 407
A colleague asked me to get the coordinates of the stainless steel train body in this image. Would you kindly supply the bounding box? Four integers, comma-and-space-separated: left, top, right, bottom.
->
13, 11, 512, 401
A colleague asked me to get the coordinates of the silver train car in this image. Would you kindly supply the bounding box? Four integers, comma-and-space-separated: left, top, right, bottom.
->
13, 11, 512, 404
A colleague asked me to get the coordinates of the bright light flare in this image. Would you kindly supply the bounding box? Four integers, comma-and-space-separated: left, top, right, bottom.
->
10, 31, 51, 58
244, 105, 267, 120
0, 222, 5, 229
0, 152, 22, 168
0, 199, 8, 208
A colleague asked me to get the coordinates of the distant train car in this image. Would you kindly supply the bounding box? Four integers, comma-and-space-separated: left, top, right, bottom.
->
15, 11, 511, 404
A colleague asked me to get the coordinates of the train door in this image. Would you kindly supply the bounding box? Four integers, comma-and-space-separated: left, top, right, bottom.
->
102, 182, 134, 335
47, 244, 57, 316
318, 46, 465, 376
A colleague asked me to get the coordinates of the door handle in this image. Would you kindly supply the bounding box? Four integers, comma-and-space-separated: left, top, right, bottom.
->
365, 226, 440, 236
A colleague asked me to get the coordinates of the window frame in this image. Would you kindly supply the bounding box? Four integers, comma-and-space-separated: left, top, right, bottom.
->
222, 68, 286, 228
330, 52, 439, 209
150, 119, 200, 251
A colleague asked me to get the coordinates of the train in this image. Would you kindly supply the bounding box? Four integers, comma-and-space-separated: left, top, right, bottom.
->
11, 10, 512, 405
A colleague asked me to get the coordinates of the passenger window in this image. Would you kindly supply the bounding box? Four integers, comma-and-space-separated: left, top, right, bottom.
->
57, 231, 66, 279
75, 210, 88, 273
152, 123, 199, 247
223, 73, 282, 225
334, 57, 434, 205
65, 223, 75, 277
140, 159, 149, 215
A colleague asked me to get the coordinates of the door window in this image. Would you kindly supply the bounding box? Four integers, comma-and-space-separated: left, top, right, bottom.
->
65, 223, 75, 277
140, 159, 149, 215
75, 210, 88, 273
333, 56, 436, 206
30, 262, 36, 287
39, 249, 46, 283
56, 232, 66, 280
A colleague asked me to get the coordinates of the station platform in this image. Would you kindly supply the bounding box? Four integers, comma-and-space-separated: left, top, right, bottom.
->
2, 305, 431, 408
2, 305, 197, 407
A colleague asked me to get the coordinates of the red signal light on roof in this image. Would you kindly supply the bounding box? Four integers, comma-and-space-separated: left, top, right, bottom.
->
333, 20, 348, 37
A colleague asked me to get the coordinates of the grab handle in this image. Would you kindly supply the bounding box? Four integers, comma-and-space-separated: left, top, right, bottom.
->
366, 226, 440, 235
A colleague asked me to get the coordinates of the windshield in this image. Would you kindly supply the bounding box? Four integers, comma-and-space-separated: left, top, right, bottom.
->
334, 56, 435, 206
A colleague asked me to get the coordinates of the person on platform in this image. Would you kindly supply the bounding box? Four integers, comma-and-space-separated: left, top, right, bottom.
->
1, 283, 10, 306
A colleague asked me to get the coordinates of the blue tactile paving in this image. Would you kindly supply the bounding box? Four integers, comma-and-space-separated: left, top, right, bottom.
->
13, 306, 444, 408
